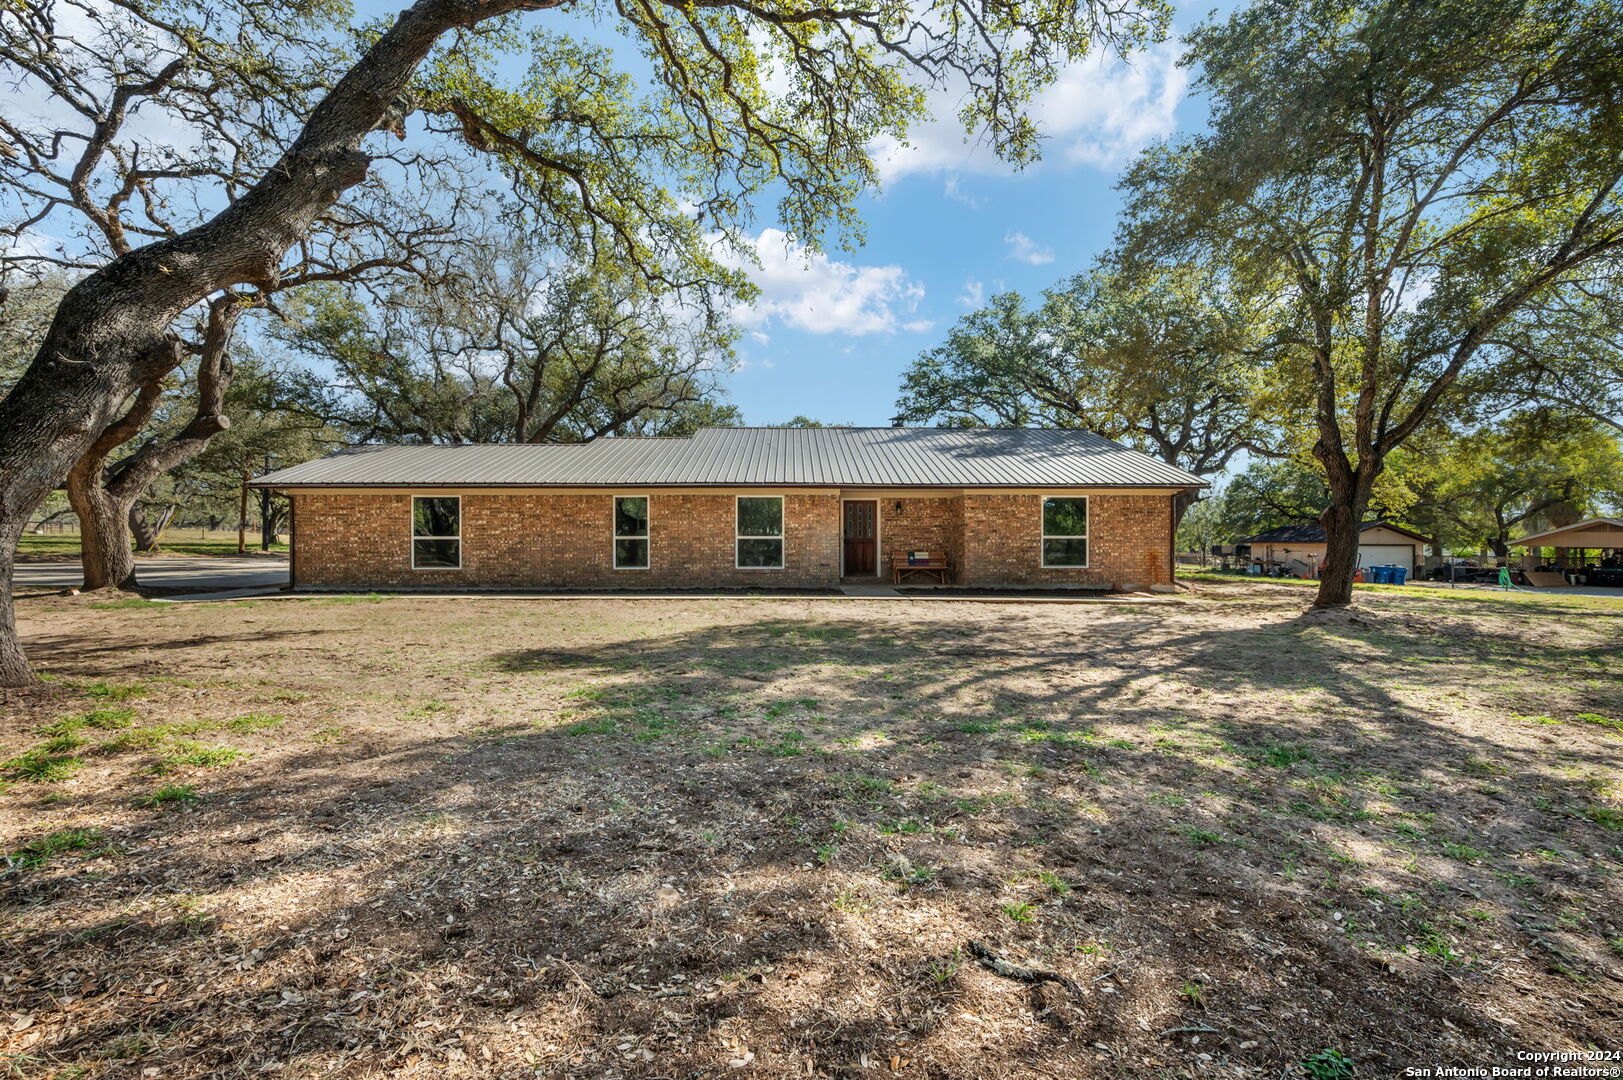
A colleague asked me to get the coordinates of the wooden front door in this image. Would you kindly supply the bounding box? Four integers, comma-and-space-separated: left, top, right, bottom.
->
843, 500, 878, 576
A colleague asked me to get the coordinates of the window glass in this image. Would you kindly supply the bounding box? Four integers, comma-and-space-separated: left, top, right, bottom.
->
1042, 538, 1088, 567
412, 496, 461, 568
737, 538, 784, 567
413, 496, 459, 537
1042, 497, 1087, 538
737, 497, 784, 567
613, 497, 650, 569
1041, 497, 1088, 567
614, 496, 648, 538
737, 497, 783, 537
413, 538, 461, 568
615, 538, 649, 569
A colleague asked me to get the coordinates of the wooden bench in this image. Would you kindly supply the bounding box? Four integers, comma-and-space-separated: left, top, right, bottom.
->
892, 550, 953, 585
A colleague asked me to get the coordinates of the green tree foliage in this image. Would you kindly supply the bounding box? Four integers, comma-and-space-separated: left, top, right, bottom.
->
895, 264, 1277, 521
1181, 460, 1332, 551
270, 232, 740, 444
1489, 285, 1623, 436
1190, 414, 1623, 557
1390, 412, 1623, 555
0, 276, 71, 390
1118, 0, 1623, 606
776, 416, 854, 427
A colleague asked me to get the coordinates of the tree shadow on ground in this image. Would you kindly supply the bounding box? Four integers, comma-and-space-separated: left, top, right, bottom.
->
3, 595, 1620, 1078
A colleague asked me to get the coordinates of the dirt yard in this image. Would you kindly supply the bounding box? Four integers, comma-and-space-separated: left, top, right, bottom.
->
3, 582, 1621, 1079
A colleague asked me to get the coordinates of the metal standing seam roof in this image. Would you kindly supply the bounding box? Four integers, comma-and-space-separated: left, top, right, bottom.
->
251, 427, 1210, 489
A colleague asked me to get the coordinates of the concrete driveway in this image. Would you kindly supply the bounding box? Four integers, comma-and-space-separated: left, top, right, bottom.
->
14, 556, 289, 593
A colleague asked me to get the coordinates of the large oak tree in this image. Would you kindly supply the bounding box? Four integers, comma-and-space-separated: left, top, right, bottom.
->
271, 234, 738, 445
1, 0, 513, 592
1118, 0, 1623, 607
894, 264, 1277, 522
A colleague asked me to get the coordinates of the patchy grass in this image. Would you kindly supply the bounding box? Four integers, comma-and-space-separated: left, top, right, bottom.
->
41, 706, 138, 736
150, 742, 248, 773
2, 581, 1620, 1077
137, 783, 202, 810
5, 828, 105, 871
18, 530, 285, 559
2, 747, 82, 782
1570, 711, 1623, 735
224, 712, 286, 733
86, 596, 172, 610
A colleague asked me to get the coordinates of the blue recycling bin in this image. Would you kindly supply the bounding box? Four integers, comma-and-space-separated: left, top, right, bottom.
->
1391, 566, 1408, 585
1373, 566, 1393, 584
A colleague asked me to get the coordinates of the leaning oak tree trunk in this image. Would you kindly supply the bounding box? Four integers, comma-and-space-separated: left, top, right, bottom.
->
0, 0, 547, 686
65, 381, 164, 592
1171, 489, 1200, 533
68, 298, 241, 590
68, 477, 139, 591
129, 505, 161, 554
131, 503, 178, 553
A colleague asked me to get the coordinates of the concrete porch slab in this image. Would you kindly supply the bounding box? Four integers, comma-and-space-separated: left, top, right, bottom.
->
839, 584, 904, 597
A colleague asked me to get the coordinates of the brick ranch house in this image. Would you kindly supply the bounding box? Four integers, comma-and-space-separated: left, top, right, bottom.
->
251, 427, 1206, 592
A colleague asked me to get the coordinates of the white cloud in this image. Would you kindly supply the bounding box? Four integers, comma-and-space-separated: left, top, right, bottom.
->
870, 43, 1188, 185
942, 175, 978, 208
1005, 231, 1055, 266
720, 228, 929, 336
958, 279, 985, 308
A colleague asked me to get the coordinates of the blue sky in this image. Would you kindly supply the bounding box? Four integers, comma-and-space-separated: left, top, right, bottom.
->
6, 0, 1230, 430
714, 4, 1231, 426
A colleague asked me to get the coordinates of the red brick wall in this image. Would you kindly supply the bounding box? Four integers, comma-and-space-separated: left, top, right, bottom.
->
871, 497, 961, 579
959, 493, 1173, 589
292, 492, 840, 589
290, 490, 1174, 591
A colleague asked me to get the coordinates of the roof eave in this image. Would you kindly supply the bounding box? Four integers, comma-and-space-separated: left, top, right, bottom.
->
250, 479, 1209, 491
1509, 517, 1623, 546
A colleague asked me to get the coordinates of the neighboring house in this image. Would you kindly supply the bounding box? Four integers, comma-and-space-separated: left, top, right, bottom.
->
1241, 520, 1433, 577
251, 427, 1205, 592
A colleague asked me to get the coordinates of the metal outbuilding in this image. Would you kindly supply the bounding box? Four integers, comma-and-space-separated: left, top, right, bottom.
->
1511, 518, 1623, 588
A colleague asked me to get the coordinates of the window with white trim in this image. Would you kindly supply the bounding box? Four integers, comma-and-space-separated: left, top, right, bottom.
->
412, 496, 461, 569
736, 496, 784, 568
614, 496, 649, 569
1040, 496, 1088, 567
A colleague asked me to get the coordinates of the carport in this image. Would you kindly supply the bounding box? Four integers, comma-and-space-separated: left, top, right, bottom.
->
1512, 517, 1623, 588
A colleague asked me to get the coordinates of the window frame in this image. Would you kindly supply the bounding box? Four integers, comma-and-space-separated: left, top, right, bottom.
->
410, 494, 462, 571
612, 494, 651, 571
1039, 494, 1089, 569
735, 495, 785, 570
